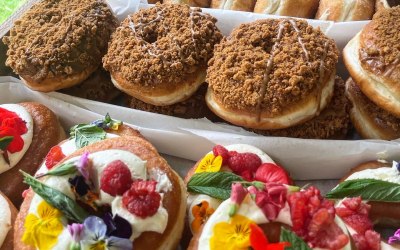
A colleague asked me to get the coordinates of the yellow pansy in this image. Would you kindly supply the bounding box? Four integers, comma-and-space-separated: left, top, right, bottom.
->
210, 214, 254, 250
22, 201, 64, 250
195, 154, 223, 173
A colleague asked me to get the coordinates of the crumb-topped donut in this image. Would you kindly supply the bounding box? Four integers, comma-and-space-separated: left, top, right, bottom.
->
252, 76, 351, 139
15, 136, 186, 250
3, 0, 117, 92
0, 102, 65, 206
376, 0, 400, 12
343, 7, 400, 117
103, 4, 222, 106
346, 78, 400, 140
206, 19, 338, 130
0, 191, 17, 250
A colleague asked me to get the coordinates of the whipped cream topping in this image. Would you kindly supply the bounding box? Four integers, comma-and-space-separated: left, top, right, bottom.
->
0, 194, 11, 248
345, 161, 400, 184
0, 104, 33, 174
28, 149, 170, 249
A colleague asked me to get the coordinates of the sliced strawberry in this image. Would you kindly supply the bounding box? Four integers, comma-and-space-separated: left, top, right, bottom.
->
254, 163, 292, 185
45, 145, 66, 170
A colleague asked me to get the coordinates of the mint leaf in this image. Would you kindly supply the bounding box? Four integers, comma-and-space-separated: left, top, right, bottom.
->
0, 136, 13, 151
280, 228, 311, 250
326, 179, 400, 202
70, 124, 106, 148
187, 172, 244, 200
21, 171, 88, 222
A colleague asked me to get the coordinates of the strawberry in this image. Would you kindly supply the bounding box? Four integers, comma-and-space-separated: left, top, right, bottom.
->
45, 145, 66, 170
254, 163, 292, 185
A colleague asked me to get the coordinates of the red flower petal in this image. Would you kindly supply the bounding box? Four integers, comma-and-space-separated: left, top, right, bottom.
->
0, 108, 19, 123
0, 127, 24, 153
2, 117, 27, 135
250, 223, 269, 250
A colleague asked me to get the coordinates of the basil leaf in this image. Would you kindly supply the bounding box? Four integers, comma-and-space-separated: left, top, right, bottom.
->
39, 162, 77, 177
326, 179, 400, 202
280, 228, 311, 250
21, 171, 89, 222
70, 124, 106, 148
187, 172, 244, 200
0, 136, 13, 151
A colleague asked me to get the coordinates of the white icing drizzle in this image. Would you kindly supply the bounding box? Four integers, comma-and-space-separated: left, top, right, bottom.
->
289, 19, 309, 62
0, 195, 11, 248
0, 104, 34, 174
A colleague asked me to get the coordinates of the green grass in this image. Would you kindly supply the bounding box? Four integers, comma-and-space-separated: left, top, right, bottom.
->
0, 0, 27, 25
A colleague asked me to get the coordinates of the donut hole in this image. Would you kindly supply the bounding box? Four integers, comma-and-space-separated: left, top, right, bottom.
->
143, 32, 158, 44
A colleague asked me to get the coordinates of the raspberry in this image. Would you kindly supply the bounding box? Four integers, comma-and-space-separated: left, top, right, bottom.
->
227, 152, 261, 174
352, 230, 381, 250
240, 170, 253, 181
45, 145, 66, 170
100, 160, 133, 196
254, 163, 292, 185
336, 197, 373, 234
122, 180, 161, 218
212, 145, 229, 165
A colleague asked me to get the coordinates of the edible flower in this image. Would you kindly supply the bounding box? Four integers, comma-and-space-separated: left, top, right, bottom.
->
195, 154, 223, 173
81, 216, 132, 250
102, 212, 132, 239
389, 229, 400, 244
210, 214, 254, 250
91, 113, 122, 131
250, 224, 290, 250
0, 108, 28, 154
77, 152, 91, 180
229, 183, 248, 217
22, 201, 64, 250
191, 200, 215, 234
254, 183, 287, 220
68, 223, 84, 250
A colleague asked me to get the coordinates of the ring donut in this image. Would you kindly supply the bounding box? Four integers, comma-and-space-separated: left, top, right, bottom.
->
15, 136, 186, 250
0, 191, 18, 250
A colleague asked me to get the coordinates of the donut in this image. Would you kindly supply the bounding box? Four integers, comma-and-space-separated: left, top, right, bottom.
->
0, 191, 18, 250
0, 102, 65, 206
163, 0, 211, 7
2, 0, 117, 92
346, 78, 400, 140
15, 136, 186, 250
206, 19, 338, 130
251, 76, 351, 139
254, 0, 320, 18
376, 0, 400, 12
316, 0, 375, 21
343, 7, 400, 117
128, 84, 220, 120
103, 4, 222, 106
210, 0, 256, 12
60, 68, 121, 103
185, 144, 292, 236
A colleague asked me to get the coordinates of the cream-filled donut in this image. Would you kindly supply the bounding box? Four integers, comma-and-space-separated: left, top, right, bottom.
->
15, 136, 186, 250
0, 191, 17, 250
316, 0, 375, 21
254, 0, 320, 18
211, 0, 256, 12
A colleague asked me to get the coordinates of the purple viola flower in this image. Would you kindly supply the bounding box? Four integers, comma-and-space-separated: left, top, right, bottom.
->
77, 152, 90, 180
396, 161, 400, 172
68, 223, 84, 250
81, 216, 132, 250
102, 212, 132, 239
389, 229, 400, 244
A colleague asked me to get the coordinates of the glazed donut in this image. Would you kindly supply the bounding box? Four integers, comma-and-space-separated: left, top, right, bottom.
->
206, 18, 338, 130
2, 0, 117, 92
60, 68, 121, 103
316, 0, 375, 21
185, 144, 292, 235
343, 7, 400, 117
15, 136, 186, 250
254, 0, 319, 18
0, 102, 65, 206
376, 0, 400, 12
210, 0, 256, 12
103, 4, 222, 106
128, 84, 220, 120
0, 191, 17, 250
163, 0, 211, 7
346, 78, 400, 140
252, 76, 351, 139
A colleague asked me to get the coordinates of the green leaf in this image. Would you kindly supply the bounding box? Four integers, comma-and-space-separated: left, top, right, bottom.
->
280, 228, 311, 250
21, 171, 89, 223
0, 136, 13, 151
38, 162, 77, 177
70, 124, 106, 149
187, 172, 244, 200
325, 179, 400, 202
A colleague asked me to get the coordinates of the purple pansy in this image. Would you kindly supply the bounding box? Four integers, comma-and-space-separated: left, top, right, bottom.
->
76, 152, 90, 180
389, 229, 400, 244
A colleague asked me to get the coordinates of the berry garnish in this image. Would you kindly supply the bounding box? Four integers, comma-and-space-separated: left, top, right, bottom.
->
122, 180, 161, 218
212, 145, 229, 165
254, 163, 292, 185
227, 152, 261, 175
45, 145, 66, 170
100, 160, 133, 196
335, 197, 373, 235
